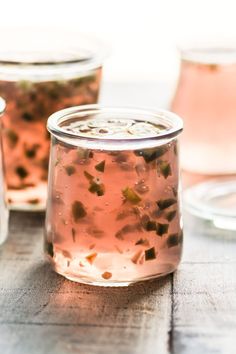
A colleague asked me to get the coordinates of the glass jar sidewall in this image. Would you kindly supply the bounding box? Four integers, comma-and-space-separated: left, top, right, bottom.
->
45, 134, 183, 283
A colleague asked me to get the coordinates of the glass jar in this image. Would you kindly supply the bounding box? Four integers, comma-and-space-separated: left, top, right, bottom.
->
171, 47, 236, 176
171, 46, 236, 231
45, 105, 183, 286
0, 97, 9, 245
0, 28, 108, 211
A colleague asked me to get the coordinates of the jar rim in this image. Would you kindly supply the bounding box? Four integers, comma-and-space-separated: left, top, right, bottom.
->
47, 105, 183, 147
0, 28, 109, 79
179, 45, 236, 65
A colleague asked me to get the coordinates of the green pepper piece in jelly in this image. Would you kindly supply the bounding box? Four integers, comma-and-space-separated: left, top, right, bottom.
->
95, 160, 106, 172
15, 166, 28, 179
135, 146, 167, 163
65, 165, 76, 176
157, 198, 176, 210
156, 223, 169, 236
122, 187, 141, 204
167, 233, 179, 248
165, 210, 177, 222
6, 129, 19, 148
72, 201, 87, 222
158, 161, 172, 179
22, 112, 34, 122
146, 220, 157, 231
145, 247, 156, 261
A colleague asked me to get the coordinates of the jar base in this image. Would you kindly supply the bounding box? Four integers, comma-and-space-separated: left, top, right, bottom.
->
9, 203, 46, 212
7, 183, 47, 211
47, 257, 177, 287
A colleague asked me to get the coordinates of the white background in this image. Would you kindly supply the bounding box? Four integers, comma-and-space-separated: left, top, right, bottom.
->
1, 0, 236, 84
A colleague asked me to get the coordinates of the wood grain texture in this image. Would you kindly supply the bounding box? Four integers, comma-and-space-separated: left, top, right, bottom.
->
1, 203, 236, 353
172, 212, 236, 354
0, 212, 172, 354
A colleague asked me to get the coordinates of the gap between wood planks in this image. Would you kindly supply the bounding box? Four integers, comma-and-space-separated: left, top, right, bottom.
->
168, 272, 174, 354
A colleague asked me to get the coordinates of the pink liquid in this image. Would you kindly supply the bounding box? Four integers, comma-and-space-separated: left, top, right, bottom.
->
171, 49, 236, 175
45, 118, 183, 285
0, 69, 101, 209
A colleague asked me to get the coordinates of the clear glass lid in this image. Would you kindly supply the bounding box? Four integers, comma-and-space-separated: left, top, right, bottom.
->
47, 104, 183, 150
180, 45, 236, 65
184, 178, 236, 231
0, 27, 109, 79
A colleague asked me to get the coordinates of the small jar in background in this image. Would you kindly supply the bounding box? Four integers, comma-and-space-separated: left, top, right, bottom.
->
0, 97, 9, 245
45, 105, 183, 286
0, 28, 108, 211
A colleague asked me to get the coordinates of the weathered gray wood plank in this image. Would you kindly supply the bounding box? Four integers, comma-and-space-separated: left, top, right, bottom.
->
182, 217, 236, 263
0, 212, 172, 354
172, 215, 236, 354
0, 324, 161, 354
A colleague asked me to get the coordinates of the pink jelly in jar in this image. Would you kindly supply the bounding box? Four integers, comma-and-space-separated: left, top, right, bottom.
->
45, 105, 183, 286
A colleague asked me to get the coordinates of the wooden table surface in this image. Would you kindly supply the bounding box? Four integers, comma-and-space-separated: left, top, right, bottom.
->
1, 211, 236, 354
0, 83, 236, 354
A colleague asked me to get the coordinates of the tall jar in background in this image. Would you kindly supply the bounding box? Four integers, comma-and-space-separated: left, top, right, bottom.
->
171, 47, 236, 230
0, 28, 108, 211
0, 97, 9, 245
171, 47, 236, 179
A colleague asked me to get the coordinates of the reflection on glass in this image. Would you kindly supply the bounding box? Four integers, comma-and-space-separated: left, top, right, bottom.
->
0, 97, 9, 245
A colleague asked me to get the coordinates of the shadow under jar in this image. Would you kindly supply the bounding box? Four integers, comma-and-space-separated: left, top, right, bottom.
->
45, 105, 183, 286
0, 28, 107, 210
